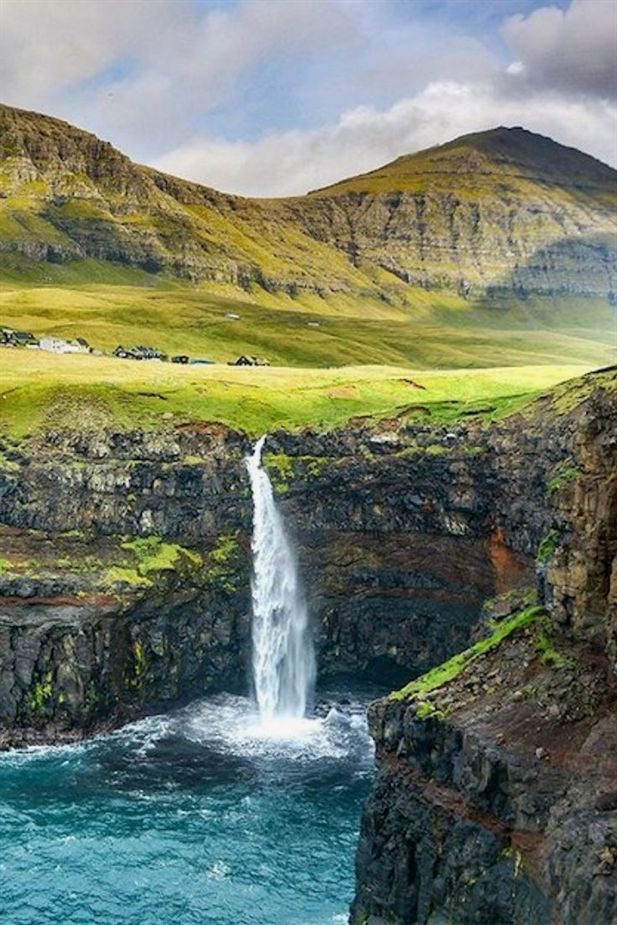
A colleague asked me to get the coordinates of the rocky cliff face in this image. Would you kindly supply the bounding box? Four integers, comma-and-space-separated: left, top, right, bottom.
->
1, 105, 615, 300
292, 127, 617, 297
0, 415, 522, 742
351, 371, 617, 925
1, 369, 613, 753
0, 367, 615, 919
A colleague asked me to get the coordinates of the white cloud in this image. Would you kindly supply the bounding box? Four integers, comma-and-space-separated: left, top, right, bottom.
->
0, 0, 615, 197
153, 81, 617, 196
502, 0, 617, 98
88, 0, 355, 147
0, 0, 356, 151
0, 0, 186, 103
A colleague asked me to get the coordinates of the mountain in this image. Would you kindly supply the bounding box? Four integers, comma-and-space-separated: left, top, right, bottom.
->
1, 104, 615, 303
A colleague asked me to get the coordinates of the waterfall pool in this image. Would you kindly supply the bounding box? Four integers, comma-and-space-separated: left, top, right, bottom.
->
0, 682, 381, 925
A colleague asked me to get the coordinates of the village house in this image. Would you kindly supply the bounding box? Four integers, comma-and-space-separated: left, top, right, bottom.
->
231, 355, 270, 367
114, 345, 167, 361
1, 328, 39, 348
40, 336, 82, 354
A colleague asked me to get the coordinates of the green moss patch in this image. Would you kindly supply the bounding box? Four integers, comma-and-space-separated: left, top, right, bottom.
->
27, 672, 54, 714
121, 535, 201, 574
263, 452, 295, 492
534, 613, 576, 669
102, 536, 202, 591
391, 606, 544, 703
547, 463, 581, 495
206, 532, 243, 594
536, 529, 560, 565
102, 566, 152, 590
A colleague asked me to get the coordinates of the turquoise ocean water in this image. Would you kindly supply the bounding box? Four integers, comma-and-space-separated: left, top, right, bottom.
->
0, 684, 377, 925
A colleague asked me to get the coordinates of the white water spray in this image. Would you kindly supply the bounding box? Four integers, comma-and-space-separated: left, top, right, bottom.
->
245, 436, 315, 722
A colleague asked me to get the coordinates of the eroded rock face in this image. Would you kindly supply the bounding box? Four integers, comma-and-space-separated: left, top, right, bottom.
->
352, 632, 617, 925
351, 372, 617, 924
304, 531, 529, 684
0, 530, 252, 746
281, 186, 617, 297
0, 591, 251, 748
0, 369, 615, 772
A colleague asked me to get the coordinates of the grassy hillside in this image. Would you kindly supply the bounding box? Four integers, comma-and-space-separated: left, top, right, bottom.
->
1, 105, 615, 304
311, 126, 617, 204
0, 105, 614, 415
0, 350, 590, 437
0, 274, 614, 370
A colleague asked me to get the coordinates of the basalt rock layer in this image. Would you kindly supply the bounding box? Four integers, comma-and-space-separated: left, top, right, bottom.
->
351, 370, 617, 924
1, 104, 615, 299
0, 369, 614, 758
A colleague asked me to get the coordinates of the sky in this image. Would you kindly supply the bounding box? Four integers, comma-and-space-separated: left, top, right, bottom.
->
0, 0, 616, 196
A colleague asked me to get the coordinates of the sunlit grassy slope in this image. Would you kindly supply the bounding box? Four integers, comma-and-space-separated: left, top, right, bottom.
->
0, 273, 614, 370
0, 349, 592, 437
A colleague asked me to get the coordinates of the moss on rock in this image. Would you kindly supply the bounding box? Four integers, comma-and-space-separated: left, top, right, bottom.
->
391, 605, 544, 703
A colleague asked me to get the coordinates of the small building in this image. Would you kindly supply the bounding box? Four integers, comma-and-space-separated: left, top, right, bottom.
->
113, 344, 167, 361
189, 358, 215, 366
13, 330, 38, 347
231, 355, 270, 367
40, 336, 80, 354
2, 328, 42, 348
71, 337, 91, 353
133, 345, 167, 361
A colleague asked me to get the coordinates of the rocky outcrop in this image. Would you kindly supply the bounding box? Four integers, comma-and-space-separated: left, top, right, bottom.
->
351, 370, 617, 924
282, 189, 617, 297
0, 526, 251, 746
353, 640, 617, 925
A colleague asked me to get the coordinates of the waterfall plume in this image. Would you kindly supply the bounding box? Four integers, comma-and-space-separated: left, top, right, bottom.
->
245, 436, 315, 721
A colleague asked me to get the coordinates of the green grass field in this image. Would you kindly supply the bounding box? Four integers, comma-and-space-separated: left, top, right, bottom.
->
0, 272, 614, 370
0, 349, 593, 437
0, 267, 613, 437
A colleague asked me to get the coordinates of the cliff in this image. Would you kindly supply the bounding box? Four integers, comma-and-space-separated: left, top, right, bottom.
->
0, 366, 615, 919
1, 104, 615, 301
0, 368, 613, 746
352, 370, 617, 924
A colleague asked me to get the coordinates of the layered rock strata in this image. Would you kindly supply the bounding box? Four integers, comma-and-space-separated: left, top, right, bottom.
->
351, 370, 617, 924
0, 369, 613, 755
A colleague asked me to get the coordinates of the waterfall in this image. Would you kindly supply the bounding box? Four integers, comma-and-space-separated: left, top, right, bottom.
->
245, 436, 315, 721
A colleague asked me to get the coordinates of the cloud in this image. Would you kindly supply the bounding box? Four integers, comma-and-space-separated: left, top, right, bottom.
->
0, 0, 186, 103
151, 0, 617, 194
153, 81, 617, 196
0, 0, 357, 152
0, 0, 615, 197
502, 0, 617, 98
88, 0, 356, 147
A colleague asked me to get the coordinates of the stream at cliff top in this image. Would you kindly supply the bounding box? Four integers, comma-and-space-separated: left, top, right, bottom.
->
0, 683, 381, 925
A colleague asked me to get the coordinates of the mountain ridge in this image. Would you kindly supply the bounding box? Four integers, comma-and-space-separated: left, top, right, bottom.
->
0, 102, 615, 302
308, 125, 617, 197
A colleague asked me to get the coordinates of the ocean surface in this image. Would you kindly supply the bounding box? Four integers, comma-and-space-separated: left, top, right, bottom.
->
0, 682, 379, 925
